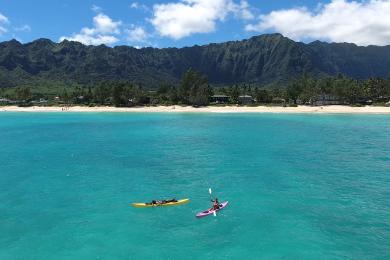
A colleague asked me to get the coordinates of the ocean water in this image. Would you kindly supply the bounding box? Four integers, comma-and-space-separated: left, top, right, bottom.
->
0, 112, 390, 259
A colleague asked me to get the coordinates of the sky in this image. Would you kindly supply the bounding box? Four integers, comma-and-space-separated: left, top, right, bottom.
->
1, 0, 390, 48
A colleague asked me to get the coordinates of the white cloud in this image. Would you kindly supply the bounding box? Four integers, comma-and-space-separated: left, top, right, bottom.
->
93, 13, 121, 34
61, 34, 119, 46
0, 13, 8, 23
130, 2, 150, 11
14, 24, 31, 32
0, 12, 9, 35
91, 5, 103, 13
0, 27, 6, 35
246, 0, 390, 46
126, 26, 149, 43
60, 13, 122, 45
150, 0, 253, 39
130, 2, 139, 9
237, 1, 254, 20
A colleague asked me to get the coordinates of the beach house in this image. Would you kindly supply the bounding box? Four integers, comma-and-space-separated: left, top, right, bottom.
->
0, 98, 10, 105
272, 97, 286, 104
312, 94, 342, 106
238, 95, 253, 105
211, 95, 230, 104
0, 98, 17, 105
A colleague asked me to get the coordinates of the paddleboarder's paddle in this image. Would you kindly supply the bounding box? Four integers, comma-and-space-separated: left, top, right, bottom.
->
209, 188, 217, 217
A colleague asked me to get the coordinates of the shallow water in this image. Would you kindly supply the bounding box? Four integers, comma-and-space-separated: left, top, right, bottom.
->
0, 113, 390, 259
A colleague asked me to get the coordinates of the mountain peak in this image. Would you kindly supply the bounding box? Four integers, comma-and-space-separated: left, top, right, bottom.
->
0, 34, 390, 88
26, 38, 55, 48
249, 33, 285, 41
1, 39, 22, 47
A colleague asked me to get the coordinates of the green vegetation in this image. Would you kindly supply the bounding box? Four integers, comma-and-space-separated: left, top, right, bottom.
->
1, 70, 389, 107
0, 69, 213, 107
1, 34, 390, 88
287, 74, 390, 105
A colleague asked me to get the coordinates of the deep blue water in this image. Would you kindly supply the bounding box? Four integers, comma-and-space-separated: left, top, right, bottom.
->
0, 113, 389, 259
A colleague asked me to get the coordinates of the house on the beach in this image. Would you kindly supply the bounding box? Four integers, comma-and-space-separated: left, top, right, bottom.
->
0, 98, 16, 105
312, 94, 342, 106
211, 95, 230, 104
272, 97, 286, 104
238, 95, 253, 105
374, 96, 390, 103
31, 98, 48, 105
0, 98, 10, 105
356, 98, 373, 105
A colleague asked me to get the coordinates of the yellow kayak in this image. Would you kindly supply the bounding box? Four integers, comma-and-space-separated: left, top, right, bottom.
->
132, 199, 190, 208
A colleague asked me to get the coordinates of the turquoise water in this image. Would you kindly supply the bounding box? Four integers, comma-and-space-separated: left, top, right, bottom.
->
1, 113, 390, 259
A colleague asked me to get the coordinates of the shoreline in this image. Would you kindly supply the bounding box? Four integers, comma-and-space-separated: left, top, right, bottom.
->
2, 105, 390, 114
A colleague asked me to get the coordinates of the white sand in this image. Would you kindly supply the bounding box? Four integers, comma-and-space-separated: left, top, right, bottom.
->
1, 105, 390, 114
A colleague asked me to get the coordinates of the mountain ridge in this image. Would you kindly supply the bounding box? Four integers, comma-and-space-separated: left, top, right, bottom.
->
1, 33, 390, 88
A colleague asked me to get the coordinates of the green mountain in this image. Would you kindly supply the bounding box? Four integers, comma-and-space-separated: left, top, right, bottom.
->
1, 33, 390, 88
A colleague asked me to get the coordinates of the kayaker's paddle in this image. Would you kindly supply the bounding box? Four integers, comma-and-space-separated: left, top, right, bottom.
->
209, 188, 217, 217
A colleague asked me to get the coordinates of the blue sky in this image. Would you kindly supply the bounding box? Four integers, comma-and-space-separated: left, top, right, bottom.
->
0, 0, 389, 47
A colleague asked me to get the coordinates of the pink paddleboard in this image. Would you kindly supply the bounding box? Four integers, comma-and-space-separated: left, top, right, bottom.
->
196, 201, 229, 218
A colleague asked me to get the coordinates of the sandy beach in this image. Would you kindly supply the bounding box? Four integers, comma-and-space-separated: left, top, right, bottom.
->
1, 105, 390, 114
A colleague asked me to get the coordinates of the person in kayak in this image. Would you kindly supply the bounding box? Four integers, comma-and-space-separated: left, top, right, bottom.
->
165, 199, 178, 203
211, 198, 220, 210
148, 199, 178, 205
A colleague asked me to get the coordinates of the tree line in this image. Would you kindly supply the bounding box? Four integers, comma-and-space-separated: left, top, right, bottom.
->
287, 74, 390, 104
1, 70, 390, 106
